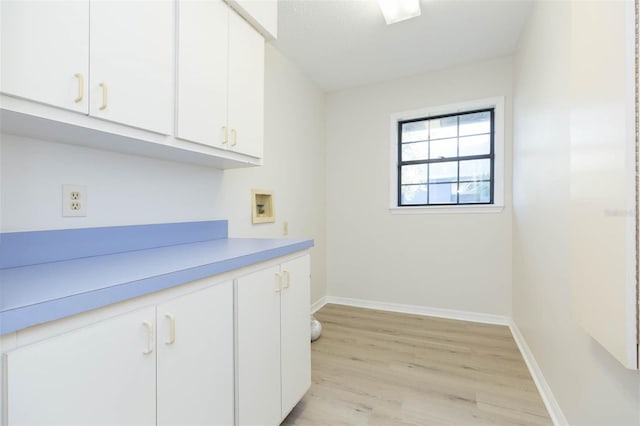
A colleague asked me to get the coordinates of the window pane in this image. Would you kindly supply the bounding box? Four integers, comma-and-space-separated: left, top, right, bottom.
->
429, 137, 457, 160
459, 159, 490, 181
459, 111, 490, 136
401, 142, 428, 161
398, 107, 495, 207
429, 161, 457, 184
429, 116, 457, 139
401, 164, 428, 184
459, 134, 490, 157
402, 121, 428, 143
401, 185, 428, 205
458, 181, 491, 203
429, 183, 457, 204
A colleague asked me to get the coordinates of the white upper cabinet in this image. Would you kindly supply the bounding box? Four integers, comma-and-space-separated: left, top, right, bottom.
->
177, 2, 264, 158
0, 0, 269, 167
228, 9, 265, 158
90, 0, 173, 134
0, 0, 89, 113
176, 0, 229, 148
1, 0, 173, 135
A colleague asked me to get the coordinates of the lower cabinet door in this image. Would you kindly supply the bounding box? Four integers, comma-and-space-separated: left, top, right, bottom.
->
280, 255, 311, 418
157, 281, 234, 426
5, 306, 156, 426
236, 265, 282, 426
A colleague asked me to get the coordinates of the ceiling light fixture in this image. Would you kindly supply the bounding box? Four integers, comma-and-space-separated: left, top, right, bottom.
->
378, 0, 421, 25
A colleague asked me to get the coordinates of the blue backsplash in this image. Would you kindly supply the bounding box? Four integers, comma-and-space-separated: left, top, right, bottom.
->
0, 220, 228, 269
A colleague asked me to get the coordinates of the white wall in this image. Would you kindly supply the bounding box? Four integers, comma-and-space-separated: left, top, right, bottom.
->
325, 58, 513, 316
0, 134, 225, 232
222, 44, 327, 303
0, 43, 327, 304
513, 1, 640, 424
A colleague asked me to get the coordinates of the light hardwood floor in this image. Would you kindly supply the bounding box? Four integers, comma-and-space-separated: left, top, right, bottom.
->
282, 304, 552, 426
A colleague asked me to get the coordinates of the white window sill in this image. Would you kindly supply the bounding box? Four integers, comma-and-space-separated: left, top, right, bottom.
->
389, 205, 504, 215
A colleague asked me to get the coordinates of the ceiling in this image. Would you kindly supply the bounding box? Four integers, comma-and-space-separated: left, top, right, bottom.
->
272, 0, 533, 92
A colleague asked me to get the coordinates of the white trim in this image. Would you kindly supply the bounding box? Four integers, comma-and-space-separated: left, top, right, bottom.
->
389, 96, 505, 212
323, 296, 510, 325
310, 296, 328, 314
389, 205, 504, 215
314, 295, 567, 426
509, 320, 569, 426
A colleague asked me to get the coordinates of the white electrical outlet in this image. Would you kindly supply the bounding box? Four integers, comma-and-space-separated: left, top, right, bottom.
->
62, 184, 87, 217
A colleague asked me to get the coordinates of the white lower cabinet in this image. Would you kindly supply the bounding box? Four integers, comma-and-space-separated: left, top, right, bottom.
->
279, 256, 312, 417
157, 282, 234, 426
5, 306, 157, 426
1, 253, 311, 426
236, 263, 282, 426
4, 281, 234, 426
236, 254, 311, 425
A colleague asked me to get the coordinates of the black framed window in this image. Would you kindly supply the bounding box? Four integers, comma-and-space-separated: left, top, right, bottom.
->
398, 109, 495, 206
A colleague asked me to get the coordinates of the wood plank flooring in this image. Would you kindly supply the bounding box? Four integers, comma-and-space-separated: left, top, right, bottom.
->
282, 304, 552, 426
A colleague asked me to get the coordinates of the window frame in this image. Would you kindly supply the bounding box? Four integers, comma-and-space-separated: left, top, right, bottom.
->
389, 97, 505, 214
397, 108, 495, 207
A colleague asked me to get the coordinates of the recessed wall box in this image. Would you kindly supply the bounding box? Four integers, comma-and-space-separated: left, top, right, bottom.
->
251, 189, 275, 224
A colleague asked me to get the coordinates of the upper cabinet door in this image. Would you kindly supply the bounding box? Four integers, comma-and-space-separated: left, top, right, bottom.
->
176, 0, 229, 148
90, 0, 173, 135
228, 10, 264, 158
0, 0, 89, 113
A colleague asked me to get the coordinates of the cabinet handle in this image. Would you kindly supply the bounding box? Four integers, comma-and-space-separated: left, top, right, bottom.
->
275, 272, 282, 293
222, 126, 228, 145
74, 73, 84, 103
99, 82, 108, 110
283, 270, 291, 289
164, 313, 176, 345
231, 128, 237, 146
142, 320, 154, 355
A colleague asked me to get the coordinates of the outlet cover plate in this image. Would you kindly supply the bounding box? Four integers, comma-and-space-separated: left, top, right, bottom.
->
62, 184, 87, 217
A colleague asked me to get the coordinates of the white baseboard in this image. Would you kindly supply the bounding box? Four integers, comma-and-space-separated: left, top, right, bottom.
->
509, 321, 568, 426
321, 296, 510, 325
310, 296, 328, 314
310, 295, 566, 426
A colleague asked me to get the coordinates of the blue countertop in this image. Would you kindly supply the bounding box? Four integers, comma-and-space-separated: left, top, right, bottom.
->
0, 221, 313, 335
